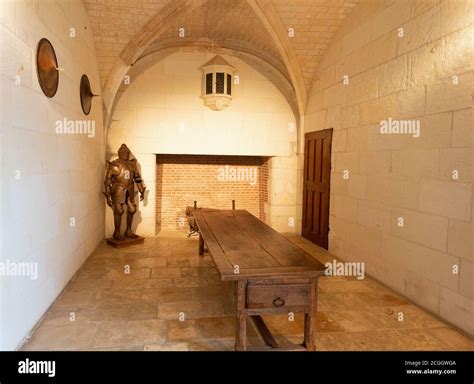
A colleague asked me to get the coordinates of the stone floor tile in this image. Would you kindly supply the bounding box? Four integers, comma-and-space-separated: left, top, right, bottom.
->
55, 291, 94, 307
190, 285, 234, 301
426, 327, 474, 350
107, 267, 151, 280
93, 319, 167, 348
145, 343, 189, 351
173, 276, 210, 288
111, 278, 154, 290
92, 304, 132, 321
187, 339, 235, 351
143, 278, 176, 289
180, 267, 220, 278
167, 316, 243, 341
166, 320, 202, 341
158, 300, 225, 320
42, 306, 95, 326
67, 278, 114, 292
390, 328, 451, 350
129, 302, 159, 320
22, 322, 99, 351
132, 257, 167, 269
166, 257, 191, 268
319, 279, 377, 293
74, 267, 110, 281
189, 256, 216, 268
89, 345, 145, 351
141, 287, 192, 304
94, 290, 142, 306
151, 267, 181, 278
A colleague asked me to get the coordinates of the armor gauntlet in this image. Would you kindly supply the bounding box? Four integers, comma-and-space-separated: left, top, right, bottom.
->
132, 162, 146, 199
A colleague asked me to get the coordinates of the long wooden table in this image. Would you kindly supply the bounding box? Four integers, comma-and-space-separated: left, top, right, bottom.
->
193, 208, 326, 351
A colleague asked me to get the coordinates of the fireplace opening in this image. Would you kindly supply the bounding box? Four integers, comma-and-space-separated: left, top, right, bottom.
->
156, 154, 270, 233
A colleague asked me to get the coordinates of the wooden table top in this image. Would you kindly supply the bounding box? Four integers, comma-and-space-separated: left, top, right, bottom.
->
193, 209, 326, 281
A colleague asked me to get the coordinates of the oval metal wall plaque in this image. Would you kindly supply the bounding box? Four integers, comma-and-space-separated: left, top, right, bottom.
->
36, 38, 59, 98
80, 74, 94, 115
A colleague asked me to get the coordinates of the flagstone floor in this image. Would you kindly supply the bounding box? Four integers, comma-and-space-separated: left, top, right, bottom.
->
22, 231, 473, 351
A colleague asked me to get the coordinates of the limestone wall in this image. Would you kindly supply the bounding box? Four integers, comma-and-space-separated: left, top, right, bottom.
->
303, 0, 473, 335
0, 0, 105, 349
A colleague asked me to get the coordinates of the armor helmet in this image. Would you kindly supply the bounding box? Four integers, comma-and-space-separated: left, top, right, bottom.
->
118, 144, 131, 160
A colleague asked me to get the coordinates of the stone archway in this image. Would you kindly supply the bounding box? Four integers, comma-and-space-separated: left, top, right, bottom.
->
113, 40, 299, 125
105, 50, 299, 237
99, 0, 306, 143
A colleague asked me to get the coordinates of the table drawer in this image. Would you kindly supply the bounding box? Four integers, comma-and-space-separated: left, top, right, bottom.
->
246, 284, 310, 309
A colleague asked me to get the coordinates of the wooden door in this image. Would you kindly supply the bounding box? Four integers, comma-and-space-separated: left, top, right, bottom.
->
302, 129, 333, 249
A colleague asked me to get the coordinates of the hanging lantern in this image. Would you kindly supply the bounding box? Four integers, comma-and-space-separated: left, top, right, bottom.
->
199, 55, 235, 111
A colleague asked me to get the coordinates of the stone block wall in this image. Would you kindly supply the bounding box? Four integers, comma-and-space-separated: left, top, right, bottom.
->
0, 0, 105, 349
303, 0, 473, 335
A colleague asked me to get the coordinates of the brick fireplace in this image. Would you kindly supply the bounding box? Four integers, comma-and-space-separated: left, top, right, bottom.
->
156, 154, 270, 232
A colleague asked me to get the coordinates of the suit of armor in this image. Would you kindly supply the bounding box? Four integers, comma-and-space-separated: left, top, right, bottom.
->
104, 144, 146, 240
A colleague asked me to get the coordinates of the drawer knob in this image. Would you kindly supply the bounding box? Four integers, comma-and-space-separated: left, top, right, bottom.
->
272, 297, 285, 307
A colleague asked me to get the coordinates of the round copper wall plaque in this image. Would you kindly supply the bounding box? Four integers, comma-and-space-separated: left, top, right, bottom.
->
80, 74, 94, 115
36, 38, 59, 98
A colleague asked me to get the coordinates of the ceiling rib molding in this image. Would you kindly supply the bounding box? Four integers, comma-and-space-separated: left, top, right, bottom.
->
102, 0, 208, 123
246, 0, 307, 120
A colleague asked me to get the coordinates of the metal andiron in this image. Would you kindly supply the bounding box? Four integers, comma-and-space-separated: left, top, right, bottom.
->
104, 144, 146, 248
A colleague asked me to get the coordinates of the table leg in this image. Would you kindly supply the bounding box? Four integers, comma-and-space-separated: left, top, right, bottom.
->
198, 233, 204, 256
235, 280, 247, 351
304, 277, 319, 351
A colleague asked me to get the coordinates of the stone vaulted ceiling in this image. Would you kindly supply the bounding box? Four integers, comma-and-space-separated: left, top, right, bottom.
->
83, 0, 359, 119
272, 0, 359, 87
153, 0, 286, 74
83, 0, 169, 83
